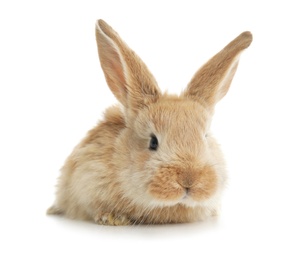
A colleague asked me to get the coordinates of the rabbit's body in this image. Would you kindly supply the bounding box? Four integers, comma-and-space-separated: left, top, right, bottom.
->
49, 100, 225, 225
48, 20, 252, 225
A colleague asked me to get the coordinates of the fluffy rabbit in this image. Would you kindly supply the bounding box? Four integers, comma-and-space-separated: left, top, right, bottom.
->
47, 19, 252, 225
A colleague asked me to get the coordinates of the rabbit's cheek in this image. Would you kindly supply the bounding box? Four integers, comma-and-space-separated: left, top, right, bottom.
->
148, 168, 185, 201
189, 166, 218, 201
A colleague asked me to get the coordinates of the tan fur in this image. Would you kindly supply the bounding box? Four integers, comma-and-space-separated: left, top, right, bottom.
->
47, 20, 252, 225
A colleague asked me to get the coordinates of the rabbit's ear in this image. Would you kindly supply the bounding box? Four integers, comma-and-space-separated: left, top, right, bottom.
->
96, 20, 161, 111
183, 31, 252, 110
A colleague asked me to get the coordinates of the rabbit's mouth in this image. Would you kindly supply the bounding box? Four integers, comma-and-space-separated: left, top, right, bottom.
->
182, 188, 190, 199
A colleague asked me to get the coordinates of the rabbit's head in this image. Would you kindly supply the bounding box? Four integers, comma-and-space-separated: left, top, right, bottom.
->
96, 20, 252, 209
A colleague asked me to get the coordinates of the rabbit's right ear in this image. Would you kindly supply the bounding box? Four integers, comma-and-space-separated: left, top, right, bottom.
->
183, 31, 252, 111
96, 20, 161, 112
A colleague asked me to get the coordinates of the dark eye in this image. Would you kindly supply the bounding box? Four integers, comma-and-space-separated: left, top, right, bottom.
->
149, 134, 158, 151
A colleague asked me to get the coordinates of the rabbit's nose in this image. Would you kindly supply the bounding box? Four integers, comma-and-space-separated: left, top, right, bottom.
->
177, 171, 192, 189
177, 178, 192, 196
181, 187, 190, 199
185, 187, 190, 195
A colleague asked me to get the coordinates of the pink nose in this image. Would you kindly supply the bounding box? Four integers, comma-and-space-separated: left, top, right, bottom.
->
176, 169, 192, 189
185, 187, 190, 195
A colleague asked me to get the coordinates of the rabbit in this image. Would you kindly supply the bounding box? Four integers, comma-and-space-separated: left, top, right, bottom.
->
47, 19, 252, 225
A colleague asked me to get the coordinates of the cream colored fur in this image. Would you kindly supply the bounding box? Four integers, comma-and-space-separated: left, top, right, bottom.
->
47, 20, 252, 225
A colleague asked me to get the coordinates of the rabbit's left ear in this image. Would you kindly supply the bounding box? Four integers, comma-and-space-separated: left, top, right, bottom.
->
96, 20, 161, 112
183, 31, 252, 110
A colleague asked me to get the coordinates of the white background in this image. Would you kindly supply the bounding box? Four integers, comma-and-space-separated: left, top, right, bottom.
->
1, 0, 285, 259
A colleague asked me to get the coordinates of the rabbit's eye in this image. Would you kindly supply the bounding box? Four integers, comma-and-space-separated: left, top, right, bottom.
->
149, 134, 158, 151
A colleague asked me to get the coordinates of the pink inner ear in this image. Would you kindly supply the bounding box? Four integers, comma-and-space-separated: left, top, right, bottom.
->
97, 34, 128, 105
217, 61, 239, 101
105, 48, 127, 102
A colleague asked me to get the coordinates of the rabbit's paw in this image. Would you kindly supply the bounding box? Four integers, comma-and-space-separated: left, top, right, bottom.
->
94, 213, 132, 226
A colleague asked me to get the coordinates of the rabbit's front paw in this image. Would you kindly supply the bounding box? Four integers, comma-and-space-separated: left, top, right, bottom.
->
94, 213, 132, 226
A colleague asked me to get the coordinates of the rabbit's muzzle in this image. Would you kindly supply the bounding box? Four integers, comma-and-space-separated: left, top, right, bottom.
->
148, 163, 217, 203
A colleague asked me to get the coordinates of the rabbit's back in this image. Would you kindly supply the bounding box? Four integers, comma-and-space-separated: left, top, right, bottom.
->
48, 105, 126, 220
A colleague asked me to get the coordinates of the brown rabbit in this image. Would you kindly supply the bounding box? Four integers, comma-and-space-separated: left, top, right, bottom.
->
47, 20, 252, 225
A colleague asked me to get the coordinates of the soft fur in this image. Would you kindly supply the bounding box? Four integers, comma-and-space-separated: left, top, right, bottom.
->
47, 20, 252, 225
